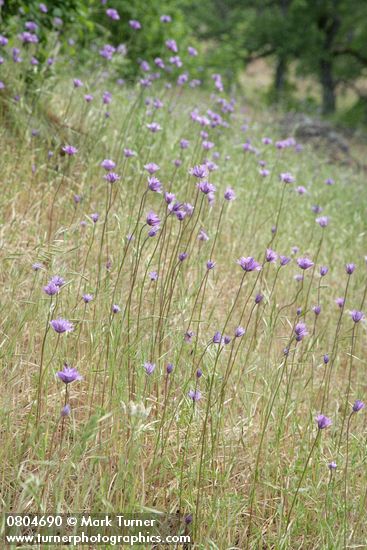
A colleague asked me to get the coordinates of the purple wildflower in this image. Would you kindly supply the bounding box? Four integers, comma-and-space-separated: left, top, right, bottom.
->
57, 364, 82, 384
316, 414, 332, 429
294, 322, 308, 342
129, 20, 141, 30
266, 248, 278, 263
345, 263, 355, 275
82, 294, 93, 303
43, 282, 59, 296
207, 260, 215, 270
62, 145, 78, 156
297, 258, 314, 270
106, 8, 120, 20
237, 257, 262, 272
146, 211, 160, 227
352, 400, 365, 413
320, 266, 328, 276
112, 304, 121, 314
50, 319, 74, 334
224, 187, 236, 201
316, 216, 329, 228
101, 159, 116, 171
235, 326, 246, 338
144, 362, 156, 375
104, 172, 120, 183
280, 172, 295, 183
350, 310, 364, 323
166, 363, 174, 374
144, 163, 160, 175
188, 389, 201, 402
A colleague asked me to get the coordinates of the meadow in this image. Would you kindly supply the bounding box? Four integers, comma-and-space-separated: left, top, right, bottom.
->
1, 8, 367, 549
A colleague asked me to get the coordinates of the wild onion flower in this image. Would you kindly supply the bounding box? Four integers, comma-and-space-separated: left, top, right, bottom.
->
280, 172, 295, 183
316, 414, 332, 429
32, 262, 43, 271
266, 248, 277, 263
198, 181, 216, 194
179, 253, 188, 262
198, 229, 209, 241
104, 172, 120, 183
323, 354, 329, 364
148, 177, 162, 193
294, 322, 308, 342
146, 122, 161, 133
101, 159, 116, 171
50, 276, 65, 289
146, 211, 160, 227
188, 389, 201, 402
352, 400, 365, 413
345, 263, 355, 275
144, 162, 160, 174
235, 326, 246, 338
61, 404, 71, 417
224, 187, 236, 201
39, 3, 48, 13
57, 364, 82, 384
325, 178, 334, 185
129, 20, 141, 30
280, 256, 291, 266
124, 148, 136, 158
255, 294, 264, 304
196, 369, 203, 378
166, 39, 178, 52
223, 336, 231, 345
328, 461, 337, 470
297, 307, 302, 316
350, 310, 364, 323
312, 305, 321, 316
160, 14, 172, 23
320, 266, 328, 276
180, 139, 189, 149
190, 165, 208, 179
90, 213, 99, 223
106, 8, 120, 20
188, 46, 197, 56
297, 258, 314, 270
335, 297, 345, 308
112, 304, 120, 314
166, 363, 174, 374
62, 145, 78, 156
148, 227, 160, 237
213, 331, 222, 344
50, 319, 74, 334
82, 294, 93, 303
237, 257, 261, 272
43, 282, 59, 296
144, 362, 156, 375
312, 205, 323, 214
184, 331, 194, 343
206, 260, 215, 270
316, 216, 329, 227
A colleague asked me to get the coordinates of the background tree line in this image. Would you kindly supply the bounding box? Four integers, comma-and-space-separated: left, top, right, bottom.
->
2, 0, 367, 120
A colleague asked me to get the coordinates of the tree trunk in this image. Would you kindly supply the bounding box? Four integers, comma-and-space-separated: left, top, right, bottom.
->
320, 59, 336, 114
275, 57, 287, 94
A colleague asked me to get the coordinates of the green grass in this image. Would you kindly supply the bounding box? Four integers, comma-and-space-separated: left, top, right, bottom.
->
1, 73, 367, 549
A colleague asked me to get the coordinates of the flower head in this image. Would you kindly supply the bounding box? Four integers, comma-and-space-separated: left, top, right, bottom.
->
144, 362, 156, 375
62, 145, 78, 156
146, 211, 160, 227
188, 389, 201, 402
345, 263, 356, 275
294, 322, 308, 342
352, 400, 365, 413
297, 258, 314, 270
351, 310, 364, 323
57, 364, 82, 384
224, 187, 236, 201
316, 414, 332, 429
50, 318, 74, 334
237, 257, 261, 272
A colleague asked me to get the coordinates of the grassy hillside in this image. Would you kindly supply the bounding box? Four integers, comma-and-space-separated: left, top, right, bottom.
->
1, 72, 367, 549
